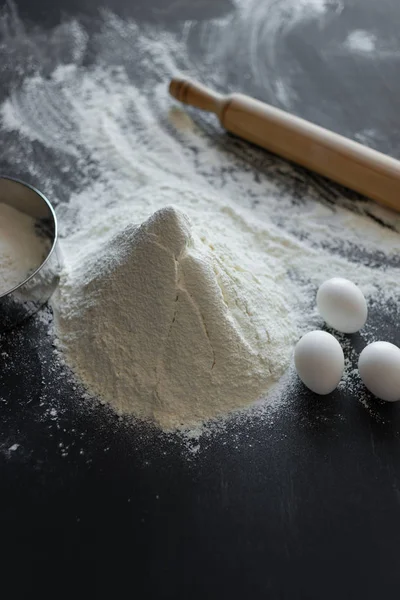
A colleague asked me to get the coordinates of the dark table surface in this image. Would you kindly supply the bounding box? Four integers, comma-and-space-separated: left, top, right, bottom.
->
1, 0, 400, 597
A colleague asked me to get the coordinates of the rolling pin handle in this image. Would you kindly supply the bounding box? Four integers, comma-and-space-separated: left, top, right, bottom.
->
169, 78, 224, 116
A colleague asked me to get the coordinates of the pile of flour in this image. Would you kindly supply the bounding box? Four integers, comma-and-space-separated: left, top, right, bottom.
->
0, 202, 48, 294
54, 206, 296, 429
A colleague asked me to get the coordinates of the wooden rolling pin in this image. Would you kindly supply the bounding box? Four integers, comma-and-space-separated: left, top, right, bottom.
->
169, 78, 400, 212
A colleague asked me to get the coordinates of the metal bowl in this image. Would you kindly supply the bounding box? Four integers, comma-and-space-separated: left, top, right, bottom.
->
0, 176, 63, 332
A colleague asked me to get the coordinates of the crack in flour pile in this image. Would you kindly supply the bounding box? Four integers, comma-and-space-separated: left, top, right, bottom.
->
2, 7, 400, 432
54, 206, 296, 429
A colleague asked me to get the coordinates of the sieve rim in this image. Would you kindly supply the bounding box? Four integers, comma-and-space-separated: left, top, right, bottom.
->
0, 175, 59, 299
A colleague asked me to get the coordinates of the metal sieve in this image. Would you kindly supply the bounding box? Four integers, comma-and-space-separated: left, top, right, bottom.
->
0, 176, 63, 332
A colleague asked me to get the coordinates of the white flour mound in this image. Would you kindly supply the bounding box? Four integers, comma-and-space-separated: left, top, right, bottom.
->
54, 206, 297, 429
0, 202, 48, 294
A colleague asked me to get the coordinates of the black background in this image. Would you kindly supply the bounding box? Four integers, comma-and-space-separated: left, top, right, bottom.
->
1, 1, 400, 598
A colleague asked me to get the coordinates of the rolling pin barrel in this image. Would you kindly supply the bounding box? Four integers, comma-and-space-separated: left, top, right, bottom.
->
169, 77, 400, 213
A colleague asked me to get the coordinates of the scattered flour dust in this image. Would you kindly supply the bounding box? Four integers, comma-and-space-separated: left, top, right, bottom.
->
0, 202, 49, 294
344, 30, 377, 55
1, 6, 400, 433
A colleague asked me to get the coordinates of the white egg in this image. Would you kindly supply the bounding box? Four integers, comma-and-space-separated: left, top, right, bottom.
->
294, 330, 344, 395
358, 341, 400, 402
316, 277, 367, 333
